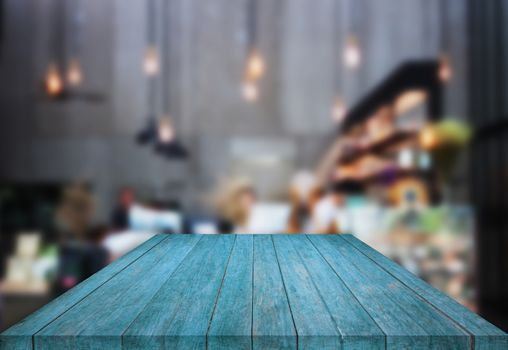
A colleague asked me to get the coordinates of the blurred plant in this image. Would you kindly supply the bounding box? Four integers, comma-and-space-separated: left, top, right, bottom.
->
421, 119, 473, 181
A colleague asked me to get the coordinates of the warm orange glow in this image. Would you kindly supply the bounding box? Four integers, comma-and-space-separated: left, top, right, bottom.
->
45, 63, 63, 97
246, 49, 265, 81
419, 126, 438, 150
143, 46, 160, 76
394, 90, 427, 115
439, 54, 452, 83
242, 79, 259, 102
67, 59, 83, 86
344, 35, 361, 69
332, 97, 347, 123
158, 116, 174, 143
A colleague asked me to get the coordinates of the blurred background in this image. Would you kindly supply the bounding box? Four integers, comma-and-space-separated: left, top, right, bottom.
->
0, 0, 507, 332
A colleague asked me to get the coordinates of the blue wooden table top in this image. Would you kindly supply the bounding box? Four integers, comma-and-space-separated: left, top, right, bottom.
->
1, 234, 507, 349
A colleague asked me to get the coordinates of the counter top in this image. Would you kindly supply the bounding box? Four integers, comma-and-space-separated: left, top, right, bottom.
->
1, 234, 506, 349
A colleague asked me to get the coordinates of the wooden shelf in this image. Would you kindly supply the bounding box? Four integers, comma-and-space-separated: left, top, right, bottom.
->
338, 130, 417, 165
340, 60, 441, 134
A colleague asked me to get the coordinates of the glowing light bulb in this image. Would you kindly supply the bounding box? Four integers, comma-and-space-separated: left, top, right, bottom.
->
344, 35, 361, 69
45, 63, 63, 97
438, 54, 452, 83
143, 46, 160, 76
332, 97, 347, 123
67, 59, 83, 86
158, 116, 174, 143
419, 125, 438, 150
246, 49, 265, 80
242, 80, 259, 102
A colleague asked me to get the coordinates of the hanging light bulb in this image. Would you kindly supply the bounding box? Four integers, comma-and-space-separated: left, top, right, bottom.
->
438, 54, 452, 83
331, 96, 347, 123
143, 46, 160, 76
246, 48, 265, 81
242, 79, 259, 102
343, 35, 361, 69
158, 115, 174, 144
67, 59, 83, 86
44, 63, 63, 97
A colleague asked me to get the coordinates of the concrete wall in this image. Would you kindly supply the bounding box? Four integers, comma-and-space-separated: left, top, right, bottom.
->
0, 0, 469, 218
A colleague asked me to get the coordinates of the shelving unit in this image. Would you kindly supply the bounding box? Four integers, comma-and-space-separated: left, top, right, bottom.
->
318, 60, 443, 202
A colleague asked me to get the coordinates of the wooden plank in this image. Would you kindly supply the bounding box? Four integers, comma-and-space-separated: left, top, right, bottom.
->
122, 234, 235, 349
33, 234, 202, 350
342, 233, 508, 350
287, 235, 385, 349
252, 235, 296, 350
207, 235, 253, 350
0, 234, 167, 350
272, 235, 340, 349
308, 234, 471, 349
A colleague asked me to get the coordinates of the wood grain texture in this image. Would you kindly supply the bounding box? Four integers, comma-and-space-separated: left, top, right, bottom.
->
0, 234, 167, 350
272, 235, 340, 349
207, 235, 253, 350
308, 234, 471, 349
252, 235, 296, 350
289, 235, 385, 349
341, 233, 508, 350
35, 234, 202, 350
1, 234, 507, 350
123, 234, 235, 349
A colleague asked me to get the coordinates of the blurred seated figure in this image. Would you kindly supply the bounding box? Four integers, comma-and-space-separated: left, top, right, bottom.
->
212, 178, 257, 233
311, 180, 364, 234
111, 187, 136, 230
311, 183, 343, 234
287, 171, 320, 233
55, 182, 95, 242
55, 225, 109, 295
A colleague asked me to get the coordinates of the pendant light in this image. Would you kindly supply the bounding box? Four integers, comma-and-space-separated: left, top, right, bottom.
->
157, 0, 174, 147
343, 35, 361, 69
343, 1, 361, 70
242, 78, 259, 102
66, 0, 84, 86
135, 0, 188, 158
67, 59, 83, 86
41, 0, 106, 102
143, 0, 160, 77
144, 46, 160, 77
245, 48, 265, 81
331, 0, 347, 123
44, 0, 65, 98
242, 0, 263, 102
45, 63, 64, 97
438, 2, 452, 83
332, 96, 347, 123
438, 54, 452, 83
155, 0, 188, 159
137, 0, 158, 145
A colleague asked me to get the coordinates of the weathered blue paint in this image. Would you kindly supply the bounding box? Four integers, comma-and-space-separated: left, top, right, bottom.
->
1, 234, 506, 349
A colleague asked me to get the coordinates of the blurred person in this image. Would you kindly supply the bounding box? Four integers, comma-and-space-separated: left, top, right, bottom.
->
236, 187, 257, 233
212, 179, 257, 233
111, 187, 136, 230
55, 182, 95, 243
311, 180, 363, 234
287, 171, 321, 233
311, 182, 345, 234
54, 224, 109, 295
